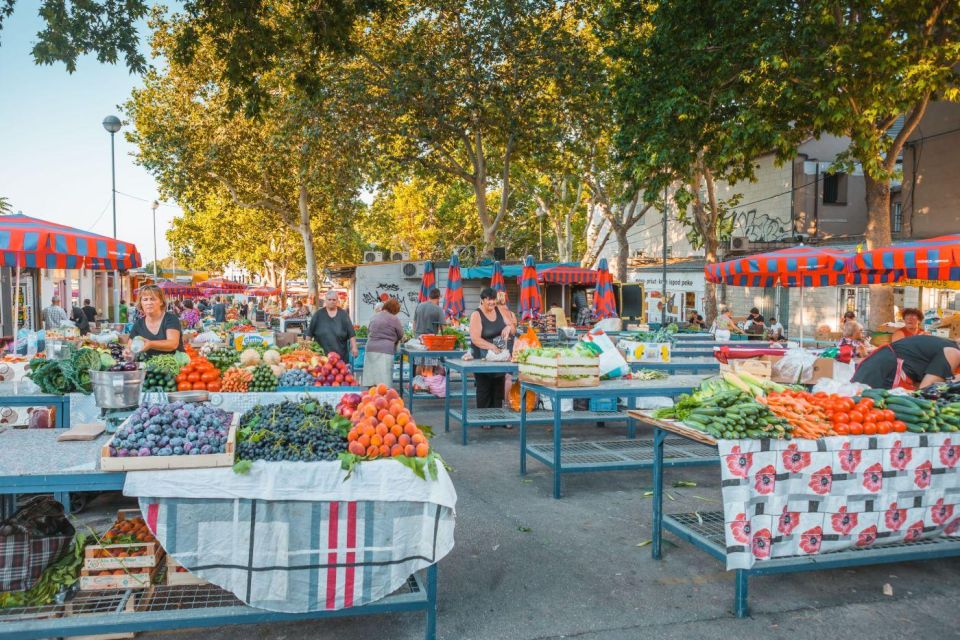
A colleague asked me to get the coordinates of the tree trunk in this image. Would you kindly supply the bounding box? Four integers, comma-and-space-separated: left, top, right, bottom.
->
703, 234, 719, 327
297, 183, 319, 304
614, 226, 629, 282
864, 173, 894, 329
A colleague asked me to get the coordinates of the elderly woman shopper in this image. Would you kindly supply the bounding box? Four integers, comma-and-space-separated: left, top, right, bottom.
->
837, 320, 871, 359
307, 290, 358, 361
469, 288, 517, 427
361, 298, 403, 388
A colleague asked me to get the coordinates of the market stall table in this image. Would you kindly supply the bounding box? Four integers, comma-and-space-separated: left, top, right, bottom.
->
627, 358, 720, 374
399, 347, 468, 412
0, 381, 71, 428
519, 376, 716, 498
633, 411, 960, 617
443, 359, 628, 446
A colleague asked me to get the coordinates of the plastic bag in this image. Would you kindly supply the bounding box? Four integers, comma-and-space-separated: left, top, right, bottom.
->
771, 348, 818, 384
405, 338, 427, 351
507, 382, 537, 412
423, 373, 446, 398
594, 318, 622, 332
193, 331, 224, 344
486, 347, 511, 362
811, 378, 870, 397
512, 327, 542, 361
581, 329, 630, 379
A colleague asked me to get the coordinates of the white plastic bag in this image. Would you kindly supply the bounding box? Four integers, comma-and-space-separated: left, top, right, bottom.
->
423, 373, 447, 398
542, 397, 574, 411
811, 378, 869, 397
594, 318, 622, 332
405, 338, 427, 351
772, 348, 818, 384
194, 331, 224, 344
582, 329, 630, 379
485, 349, 511, 362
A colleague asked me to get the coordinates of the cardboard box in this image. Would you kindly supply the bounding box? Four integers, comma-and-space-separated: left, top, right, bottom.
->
275, 331, 300, 347
621, 341, 672, 363
810, 357, 835, 383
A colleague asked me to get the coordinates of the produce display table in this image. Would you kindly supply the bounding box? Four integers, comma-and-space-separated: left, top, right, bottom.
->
633, 412, 960, 617
518, 376, 715, 498
443, 359, 628, 446
0, 382, 71, 428
627, 358, 719, 374
399, 347, 467, 412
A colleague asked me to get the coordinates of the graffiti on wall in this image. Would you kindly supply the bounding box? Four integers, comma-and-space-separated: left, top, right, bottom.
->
360, 282, 419, 318
732, 209, 791, 242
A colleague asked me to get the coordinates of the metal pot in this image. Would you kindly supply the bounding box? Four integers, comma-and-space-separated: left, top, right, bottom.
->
90, 369, 146, 409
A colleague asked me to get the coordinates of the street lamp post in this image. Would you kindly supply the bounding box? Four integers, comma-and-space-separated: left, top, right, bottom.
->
102, 115, 122, 324
151, 200, 159, 278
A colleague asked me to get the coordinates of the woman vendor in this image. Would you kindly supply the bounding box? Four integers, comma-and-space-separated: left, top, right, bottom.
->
852, 334, 960, 389
307, 290, 358, 361
121, 284, 184, 357
469, 287, 516, 427
892, 308, 926, 342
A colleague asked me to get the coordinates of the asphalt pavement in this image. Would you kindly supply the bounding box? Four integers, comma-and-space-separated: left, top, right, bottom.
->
79, 400, 960, 640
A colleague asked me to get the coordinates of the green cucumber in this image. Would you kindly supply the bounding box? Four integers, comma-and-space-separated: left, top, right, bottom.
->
905, 422, 927, 433
887, 404, 927, 419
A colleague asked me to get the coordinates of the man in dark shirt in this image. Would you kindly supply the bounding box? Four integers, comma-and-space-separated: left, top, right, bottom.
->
212, 297, 227, 323
82, 299, 97, 324
853, 334, 960, 389
413, 289, 444, 336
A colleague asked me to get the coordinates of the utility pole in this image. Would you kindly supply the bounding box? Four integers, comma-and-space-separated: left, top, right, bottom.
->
102, 115, 122, 324
661, 186, 668, 326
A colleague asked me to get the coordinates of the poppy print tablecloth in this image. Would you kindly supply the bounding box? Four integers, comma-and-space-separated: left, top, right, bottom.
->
718, 434, 960, 570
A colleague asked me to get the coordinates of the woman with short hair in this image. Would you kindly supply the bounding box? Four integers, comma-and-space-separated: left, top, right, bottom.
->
361, 298, 404, 388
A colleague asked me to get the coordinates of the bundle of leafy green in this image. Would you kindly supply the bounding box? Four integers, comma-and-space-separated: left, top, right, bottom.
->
26, 347, 110, 394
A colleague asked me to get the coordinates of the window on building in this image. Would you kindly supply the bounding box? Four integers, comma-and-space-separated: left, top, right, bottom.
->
822, 172, 848, 205
891, 202, 903, 233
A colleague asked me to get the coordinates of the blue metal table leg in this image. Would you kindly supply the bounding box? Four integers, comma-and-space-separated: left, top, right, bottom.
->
627, 396, 636, 439
61, 396, 71, 428
460, 373, 469, 446
399, 352, 405, 398
652, 428, 665, 560
734, 570, 749, 618
443, 366, 451, 434
519, 383, 528, 475
407, 355, 416, 413
424, 563, 438, 640
552, 393, 562, 499
1, 494, 13, 520
54, 492, 71, 515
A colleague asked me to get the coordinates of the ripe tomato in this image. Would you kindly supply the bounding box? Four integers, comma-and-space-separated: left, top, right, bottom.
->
192, 381, 207, 390
848, 410, 864, 424
833, 412, 850, 425
175, 373, 187, 383
863, 422, 878, 435
177, 381, 192, 391
881, 409, 896, 422
869, 409, 885, 423
834, 423, 850, 435
187, 372, 200, 383
206, 382, 221, 392
858, 398, 875, 411
892, 420, 908, 433
200, 371, 219, 383
814, 391, 827, 399
841, 398, 856, 412
877, 421, 892, 435
848, 422, 864, 435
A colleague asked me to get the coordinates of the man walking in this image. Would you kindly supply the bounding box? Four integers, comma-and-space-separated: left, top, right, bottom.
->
42, 296, 68, 330
82, 299, 98, 324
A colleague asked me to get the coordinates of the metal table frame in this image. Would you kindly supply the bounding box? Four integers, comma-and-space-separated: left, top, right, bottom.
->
646, 418, 960, 618
399, 347, 467, 412
518, 376, 713, 498
0, 437, 440, 640
0, 386, 71, 428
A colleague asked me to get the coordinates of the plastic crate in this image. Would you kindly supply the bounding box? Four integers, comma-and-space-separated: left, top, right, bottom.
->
589, 398, 618, 412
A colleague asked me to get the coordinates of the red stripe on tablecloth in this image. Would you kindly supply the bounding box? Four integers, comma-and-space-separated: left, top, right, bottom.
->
326, 502, 339, 609
146, 502, 159, 535
344, 501, 357, 608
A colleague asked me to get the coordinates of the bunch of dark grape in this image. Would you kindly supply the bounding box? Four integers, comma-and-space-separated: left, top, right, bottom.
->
235, 400, 346, 462
143, 368, 176, 392
249, 365, 278, 392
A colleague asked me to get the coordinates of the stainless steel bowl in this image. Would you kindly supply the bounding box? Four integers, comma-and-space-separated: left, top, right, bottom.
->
166, 390, 209, 403
90, 368, 146, 409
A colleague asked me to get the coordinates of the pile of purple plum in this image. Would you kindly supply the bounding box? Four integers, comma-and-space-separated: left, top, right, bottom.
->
108, 401, 232, 458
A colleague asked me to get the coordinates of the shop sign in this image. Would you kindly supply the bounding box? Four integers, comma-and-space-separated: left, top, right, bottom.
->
901, 279, 960, 291
630, 271, 705, 294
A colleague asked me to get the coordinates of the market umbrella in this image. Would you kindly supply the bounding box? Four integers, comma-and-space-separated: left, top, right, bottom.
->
247, 285, 280, 296
705, 245, 899, 345
196, 277, 247, 292
418, 260, 436, 303
850, 235, 960, 282
135, 281, 200, 297
443, 254, 465, 320
593, 257, 617, 320
519, 255, 542, 321
0, 213, 142, 334
490, 260, 507, 303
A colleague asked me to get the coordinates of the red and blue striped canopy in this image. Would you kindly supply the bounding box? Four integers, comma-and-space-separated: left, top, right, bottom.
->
136, 280, 200, 297
197, 277, 247, 291
705, 245, 901, 288
593, 258, 617, 319
418, 260, 436, 303
519, 255, 542, 320
247, 285, 280, 296
852, 235, 960, 281
443, 254, 465, 320
0, 213, 142, 270
490, 260, 507, 302
538, 265, 597, 285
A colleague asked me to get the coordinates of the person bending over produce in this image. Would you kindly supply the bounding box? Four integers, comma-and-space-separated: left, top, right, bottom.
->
308, 290, 358, 361
469, 287, 517, 427
362, 297, 404, 388
853, 334, 960, 390
120, 285, 184, 358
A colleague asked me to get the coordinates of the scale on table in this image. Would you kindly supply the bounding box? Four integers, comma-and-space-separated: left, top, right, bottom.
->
90, 369, 149, 433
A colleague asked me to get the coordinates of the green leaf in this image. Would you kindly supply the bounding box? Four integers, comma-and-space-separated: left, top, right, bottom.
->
232, 460, 253, 475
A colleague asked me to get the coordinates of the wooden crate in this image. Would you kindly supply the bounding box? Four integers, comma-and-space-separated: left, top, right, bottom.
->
164, 556, 208, 587
518, 372, 600, 388
518, 354, 600, 388
85, 510, 161, 571
100, 413, 237, 471
79, 562, 160, 591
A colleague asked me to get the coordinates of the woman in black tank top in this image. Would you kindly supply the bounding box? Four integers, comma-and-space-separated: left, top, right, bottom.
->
468, 288, 517, 424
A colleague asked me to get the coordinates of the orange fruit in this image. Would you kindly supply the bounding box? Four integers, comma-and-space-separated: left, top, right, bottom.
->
378, 444, 390, 457
368, 387, 378, 397
349, 441, 365, 455
390, 424, 403, 438
347, 430, 358, 442
403, 423, 417, 436
376, 424, 389, 436
374, 397, 387, 410
391, 444, 404, 457
362, 425, 376, 437
364, 404, 377, 417
366, 445, 379, 458
386, 388, 399, 400
397, 412, 410, 426
416, 443, 429, 457
412, 433, 425, 445
370, 434, 383, 447
358, 434, 371, 448
398, 434, 411, 447
383, 433, 397, 447
404, 444, 416, 457
382, 414, 396, 428
377, 384, 388, 395
377, 409, 389, 421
